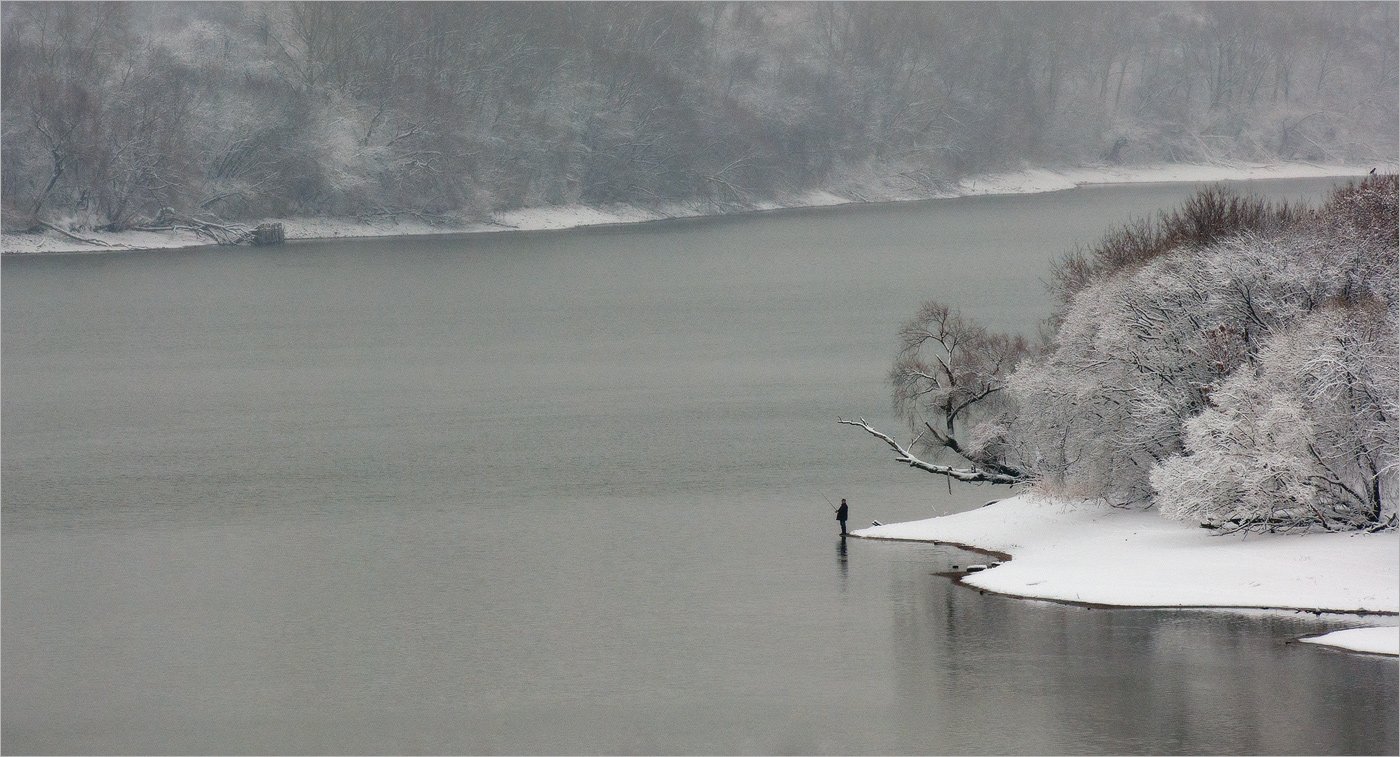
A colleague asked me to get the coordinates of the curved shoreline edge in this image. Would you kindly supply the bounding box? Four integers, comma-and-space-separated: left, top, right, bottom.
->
3, 161, 1390, 255
851, 494, 1400, 655
850, 532, 1399, 618
1297, 627, 1400, 657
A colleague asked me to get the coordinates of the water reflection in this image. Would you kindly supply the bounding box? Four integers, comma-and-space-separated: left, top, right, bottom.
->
884, 562, 1398, 755
835, 537, 849, 584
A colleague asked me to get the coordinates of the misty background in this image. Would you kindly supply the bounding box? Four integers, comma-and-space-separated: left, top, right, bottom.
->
3, 2, 1397, 231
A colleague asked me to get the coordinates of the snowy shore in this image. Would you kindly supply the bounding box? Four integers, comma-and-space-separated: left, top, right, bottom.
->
853, 494, 1399, 656
2, 161, 1387, 255
1299, 627, 1400, 656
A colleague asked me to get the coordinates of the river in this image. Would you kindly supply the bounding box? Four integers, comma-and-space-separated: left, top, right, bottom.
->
4, 178, 1395, 754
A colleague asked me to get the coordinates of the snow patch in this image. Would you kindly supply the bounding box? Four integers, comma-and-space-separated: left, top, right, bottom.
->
1299, 626, 1400, 656
854, 493, 1399, 614
954, 161, 1388, 198
792, 190, 853, 207
957, 168, 1079, 196
278, 216, 458, 239
492, 204, 663, 231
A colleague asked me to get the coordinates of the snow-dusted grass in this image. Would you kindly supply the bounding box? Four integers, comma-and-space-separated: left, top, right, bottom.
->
1299, 626, 1400, 656
491, 202, 709, 231
853, 494, 1399, 616
3, 161, 1390, 254
953, 161, 1387, 196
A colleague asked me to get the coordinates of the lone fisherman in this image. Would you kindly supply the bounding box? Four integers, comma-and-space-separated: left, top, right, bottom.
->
836, 498, 849, 536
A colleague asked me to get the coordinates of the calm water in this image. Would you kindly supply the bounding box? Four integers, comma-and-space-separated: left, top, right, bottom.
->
4, 178, 1395, 755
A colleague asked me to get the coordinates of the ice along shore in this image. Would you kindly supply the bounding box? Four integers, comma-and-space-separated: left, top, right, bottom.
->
852, 494, 1399, 656
1, 161, 1386, 255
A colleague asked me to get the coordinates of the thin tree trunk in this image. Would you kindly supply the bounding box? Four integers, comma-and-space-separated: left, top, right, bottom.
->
30, 149, 64, 222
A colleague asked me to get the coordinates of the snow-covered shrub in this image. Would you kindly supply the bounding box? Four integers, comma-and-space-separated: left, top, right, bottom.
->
1010, 175, 1398, 525
1047, 185, 1303, 312
1154, 303, 1397, 531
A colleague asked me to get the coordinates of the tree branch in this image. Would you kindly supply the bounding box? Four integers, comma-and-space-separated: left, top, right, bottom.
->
838, 417, 1023, 484
38, 220, 114, 247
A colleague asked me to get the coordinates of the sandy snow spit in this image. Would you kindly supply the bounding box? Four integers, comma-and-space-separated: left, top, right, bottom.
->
1299, 626, 1400, 656
3, 161, 1389, 255
853, 494, 1399, 618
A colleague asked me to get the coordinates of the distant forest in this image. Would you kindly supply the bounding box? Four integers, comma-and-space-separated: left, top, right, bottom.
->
3, 2, 1397, 231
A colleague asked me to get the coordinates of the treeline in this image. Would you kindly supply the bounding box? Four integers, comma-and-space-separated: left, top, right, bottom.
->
862, 174, 1397, 533
2, 2, 1397, 232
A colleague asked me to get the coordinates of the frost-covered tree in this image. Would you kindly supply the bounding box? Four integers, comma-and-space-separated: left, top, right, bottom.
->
840, 300, 1030, 484
1008, 190, 1312, 503
1153, 303, 1397, 531
1149, 178, 1397, 529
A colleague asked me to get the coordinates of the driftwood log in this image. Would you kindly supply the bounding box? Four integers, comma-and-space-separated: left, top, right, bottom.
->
37, 207, 286, 249
38, 220, 114, 247
128, 208, 256, 245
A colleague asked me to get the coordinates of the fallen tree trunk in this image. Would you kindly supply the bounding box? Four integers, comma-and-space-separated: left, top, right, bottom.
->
838, 417, 1025, 485
129, 209, 252, 245
38, 220, 114, 248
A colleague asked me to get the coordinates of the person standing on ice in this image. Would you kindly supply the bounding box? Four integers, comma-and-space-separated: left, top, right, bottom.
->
836, 498, 849, 536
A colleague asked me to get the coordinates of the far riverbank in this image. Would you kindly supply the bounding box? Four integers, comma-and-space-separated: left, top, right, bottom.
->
2, 161, 1386, 255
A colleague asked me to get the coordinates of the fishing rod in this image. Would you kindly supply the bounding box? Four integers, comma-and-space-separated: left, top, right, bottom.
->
821, 493, 838, 512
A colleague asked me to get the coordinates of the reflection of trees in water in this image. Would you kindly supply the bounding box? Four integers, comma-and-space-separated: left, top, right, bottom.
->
882, 563, 1397, 753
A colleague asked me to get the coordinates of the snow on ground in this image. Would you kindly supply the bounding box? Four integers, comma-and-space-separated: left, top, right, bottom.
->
492, 204, 659, 231
854, 494, 1399, 615
491, 202, 707, 231
954, 161, 1387, 197
792, 189, 860, 207
277, 215, 468, 239
1299, 626, 1400, 656
0, 226, 216, 254
3, 161, 1391, 255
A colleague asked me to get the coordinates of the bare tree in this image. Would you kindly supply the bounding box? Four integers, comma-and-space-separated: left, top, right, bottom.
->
842, 300, 1031, 484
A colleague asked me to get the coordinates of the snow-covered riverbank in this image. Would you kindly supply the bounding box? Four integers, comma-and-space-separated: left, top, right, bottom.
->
853, 494, 1399, 656
2, 161, 1386, 255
